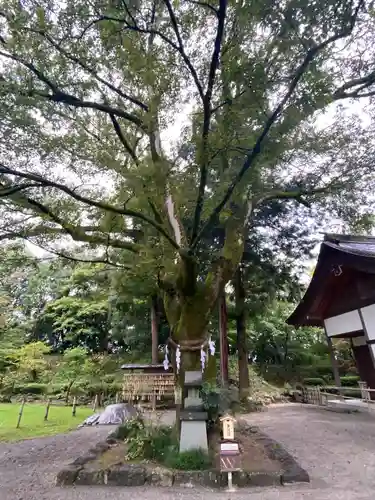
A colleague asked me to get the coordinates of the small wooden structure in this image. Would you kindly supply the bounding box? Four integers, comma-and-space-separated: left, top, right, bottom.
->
220, 414, 236, 441
288, 234, 375, 397
120, 363, 172, 374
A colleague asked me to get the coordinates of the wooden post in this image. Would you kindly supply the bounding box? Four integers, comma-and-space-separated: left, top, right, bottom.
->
72, 396, 77, 417
44, 398, 51, 421
16, 398, 26, 428
219, 292, 229, 386
151, 296, 159, 365
115, 392, 119, 404
93, 394, 98, 412
325, 331, 342, 388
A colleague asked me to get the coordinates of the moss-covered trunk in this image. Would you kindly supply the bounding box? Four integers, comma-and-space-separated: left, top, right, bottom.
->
160, 206, 249, 410
164, 286, 214, 390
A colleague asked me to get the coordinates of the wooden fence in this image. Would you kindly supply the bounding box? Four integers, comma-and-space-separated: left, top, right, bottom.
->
301, 383, 375, 412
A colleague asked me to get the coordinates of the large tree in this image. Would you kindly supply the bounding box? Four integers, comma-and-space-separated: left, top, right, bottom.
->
0, 0, 375, 379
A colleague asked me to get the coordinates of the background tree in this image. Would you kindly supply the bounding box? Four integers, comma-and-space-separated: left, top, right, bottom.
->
16, 341, 50, 382
55, 347, 93, 402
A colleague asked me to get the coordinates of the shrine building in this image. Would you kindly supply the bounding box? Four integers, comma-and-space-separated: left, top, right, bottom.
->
288, 234, 375, 392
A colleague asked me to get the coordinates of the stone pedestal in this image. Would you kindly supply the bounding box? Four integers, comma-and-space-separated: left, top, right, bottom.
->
179, 371, 208, 453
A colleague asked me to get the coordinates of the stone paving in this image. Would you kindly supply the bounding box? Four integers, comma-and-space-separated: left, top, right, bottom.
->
1, 404, 375, 500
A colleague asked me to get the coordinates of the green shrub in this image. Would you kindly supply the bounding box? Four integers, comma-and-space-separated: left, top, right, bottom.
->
13, 383, 47, 395
303, 377, 325, 386
340, 375, 360, 387
122, 418, 211, 470
48, 383, 69, 395
108, 382, 122, 395
343, 389, 362, 398
201, 382, 238, 427
309, 363, 337, 381
77, 381, 122, 397
124, 419, 176, 462
145, 426, 175, 462
165, 448, 212, 470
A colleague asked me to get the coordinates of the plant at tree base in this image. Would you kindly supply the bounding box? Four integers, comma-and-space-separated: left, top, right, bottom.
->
122, 417, 211, 470
0, 0, 374, 388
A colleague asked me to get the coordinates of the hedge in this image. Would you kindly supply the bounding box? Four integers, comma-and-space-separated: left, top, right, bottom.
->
13, 383, 47, 395
340, 375, 360, 387
2, 381, 123, 398
303, 377, 325, 386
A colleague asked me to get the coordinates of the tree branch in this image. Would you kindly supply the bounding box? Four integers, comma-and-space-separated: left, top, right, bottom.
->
0, 164, 180, 250
0, 224, 142, 243
191, 0, 227, 243
14, 237, 131, 269
17, 197, 140, 252
109, 114, 140, 166
109, 114, 164, 225
257, 184, 339, 205
162, 0, 204, 101
0, 183, 41, 196
0, 50, 146, 130
34, 29, 149, 111
190, 2, 364, 250
333, 70, 375, 100
186, 0, 219, 16
80, 13, 205, 101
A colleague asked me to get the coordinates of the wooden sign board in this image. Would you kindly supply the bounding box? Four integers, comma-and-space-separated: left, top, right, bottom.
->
123, 373, 175, 401
220, 442, 239, 454
220, 441, 241, 472
220, 455, 241, 472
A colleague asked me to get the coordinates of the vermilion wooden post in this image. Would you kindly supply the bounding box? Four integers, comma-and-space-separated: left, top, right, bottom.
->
151, 296, 159, 365
219, 292, 229, 386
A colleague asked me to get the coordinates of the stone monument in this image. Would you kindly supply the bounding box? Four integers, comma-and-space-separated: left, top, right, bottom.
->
179, 370, 208, 452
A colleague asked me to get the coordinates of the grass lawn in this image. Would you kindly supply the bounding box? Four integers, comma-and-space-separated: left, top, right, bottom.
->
0, 403, 93, 442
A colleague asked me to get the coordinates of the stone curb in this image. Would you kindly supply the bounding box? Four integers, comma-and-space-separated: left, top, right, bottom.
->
56, 422, 309, 488
58, 466, 283, 488
237, 420, 310, 484
56, 426, 121, 486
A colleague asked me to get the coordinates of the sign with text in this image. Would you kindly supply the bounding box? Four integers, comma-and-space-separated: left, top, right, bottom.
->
220, 414, 236, 440
220, 442, 240, 454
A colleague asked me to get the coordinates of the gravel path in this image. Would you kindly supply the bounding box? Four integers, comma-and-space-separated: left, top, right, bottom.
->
1, 404, 375, 500
0, 425, 115, 500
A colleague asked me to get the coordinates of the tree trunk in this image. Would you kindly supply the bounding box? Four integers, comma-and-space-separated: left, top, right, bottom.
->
325, 330, 341, 388
164, 285, 216, 393
65, 380, 74, 404
219, 292, 229, 387
234, 266, 250, 400
151, 295, 159, 364
283, 331, 290, 381
162, 215, 247, 397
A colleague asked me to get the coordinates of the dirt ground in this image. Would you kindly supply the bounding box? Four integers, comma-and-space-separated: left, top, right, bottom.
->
211, 427, 281, 472
1, 404, 375, 500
